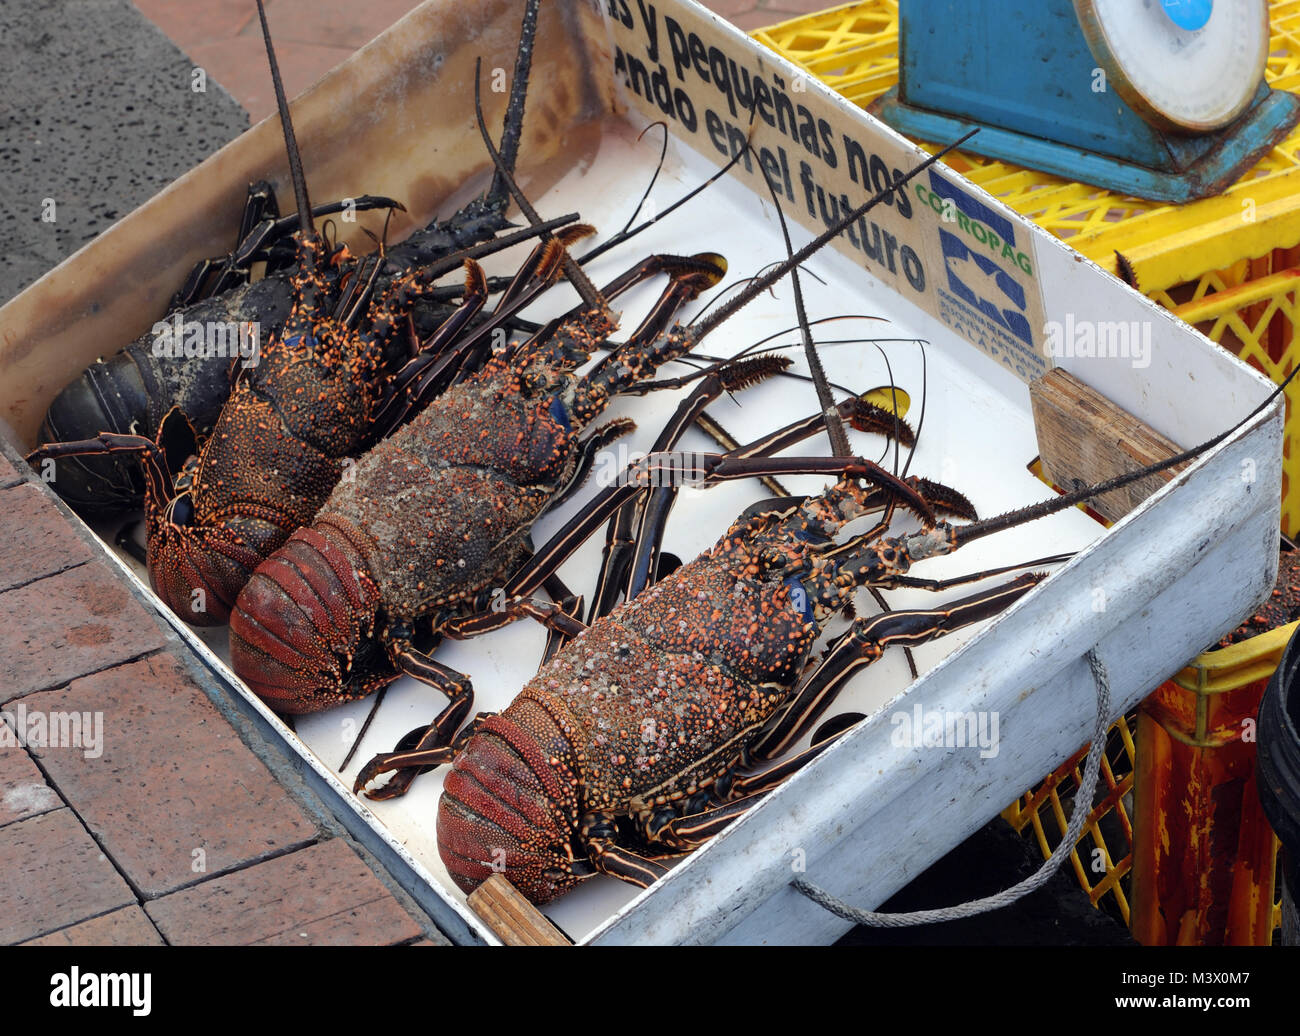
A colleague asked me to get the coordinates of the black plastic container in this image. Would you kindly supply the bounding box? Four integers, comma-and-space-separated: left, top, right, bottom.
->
1257, 623, 1300, 945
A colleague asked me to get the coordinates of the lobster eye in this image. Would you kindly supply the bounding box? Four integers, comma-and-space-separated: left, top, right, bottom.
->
166, 494, 195, 527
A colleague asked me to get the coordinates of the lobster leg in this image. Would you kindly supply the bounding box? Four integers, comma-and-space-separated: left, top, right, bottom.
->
645, 793, 771, 851
588, 354, 791, 622
355, 597, 589, 797
515, 252, 730, 364
749, 573, 1045, 762
172, 181, 280, 308
430, 589, 591, 643
28, 432, 175, 515
353, 710, 497, 792
352, 641, 475, 799
580, 814, 672, 888
541, 593, 585, 663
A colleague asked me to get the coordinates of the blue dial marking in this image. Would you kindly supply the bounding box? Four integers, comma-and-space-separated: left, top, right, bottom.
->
1161, 0, 1212, 32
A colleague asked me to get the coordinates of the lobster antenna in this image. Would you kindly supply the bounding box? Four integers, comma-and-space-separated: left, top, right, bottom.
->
256, 0, 314, 237
618, 122, 671, 236
486, 0, 540, 210
747, 141, 851, 457
576, 145, 750, 267
472, 59, 610, 316
952, 363, 1300, 548
690, 130, 978, 343
901, 338, 928, 479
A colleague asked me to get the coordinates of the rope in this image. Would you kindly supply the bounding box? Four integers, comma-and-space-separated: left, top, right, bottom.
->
793, 648, 1113, 928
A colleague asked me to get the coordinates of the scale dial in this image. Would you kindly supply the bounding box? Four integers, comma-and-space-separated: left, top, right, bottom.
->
1074, 0, 1271, 133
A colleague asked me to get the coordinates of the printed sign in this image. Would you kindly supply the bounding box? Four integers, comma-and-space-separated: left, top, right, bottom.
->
596, 0, 1048, 382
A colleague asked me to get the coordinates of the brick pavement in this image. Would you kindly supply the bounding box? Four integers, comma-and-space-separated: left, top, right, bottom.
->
0, 0, 820, 947
0, 435, 440, 946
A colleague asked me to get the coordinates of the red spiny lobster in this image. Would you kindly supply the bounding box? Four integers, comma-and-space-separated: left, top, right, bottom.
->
27, 0, 571, 626
429, 467, 1031, 902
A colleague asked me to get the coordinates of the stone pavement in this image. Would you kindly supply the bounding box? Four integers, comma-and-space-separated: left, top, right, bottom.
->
0, 0, 821, 947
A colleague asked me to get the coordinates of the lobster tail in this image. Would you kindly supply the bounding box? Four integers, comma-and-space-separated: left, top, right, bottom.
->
148, 520, 271, 627
438, 702, 587, 904
229, 520, 388, 713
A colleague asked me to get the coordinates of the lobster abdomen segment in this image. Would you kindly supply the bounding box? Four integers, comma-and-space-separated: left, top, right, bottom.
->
438, 702, 585, 903
230, 521, 387, 713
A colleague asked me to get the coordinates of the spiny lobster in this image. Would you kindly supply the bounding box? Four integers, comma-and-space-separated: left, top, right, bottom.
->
26, 0, 573, 625
227, 248, 738, 710
38, 0, 548, 520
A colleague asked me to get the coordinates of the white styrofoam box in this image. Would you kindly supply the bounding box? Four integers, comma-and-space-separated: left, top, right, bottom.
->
0, 0, 1281, 944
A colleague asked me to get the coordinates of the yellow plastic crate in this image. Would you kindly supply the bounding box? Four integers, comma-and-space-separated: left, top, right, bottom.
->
755, 0, 1300, 535
1001, 712, 1138, 924
1001, 621, 1295, 939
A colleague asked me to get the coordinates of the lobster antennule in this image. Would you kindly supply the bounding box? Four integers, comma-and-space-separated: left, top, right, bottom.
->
748, 139, 849, 457
255, 0, 313, 236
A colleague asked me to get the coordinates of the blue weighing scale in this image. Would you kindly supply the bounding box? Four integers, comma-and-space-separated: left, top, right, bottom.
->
870, 0, 1300, 201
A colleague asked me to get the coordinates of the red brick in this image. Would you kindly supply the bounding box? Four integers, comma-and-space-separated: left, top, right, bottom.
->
0, 742, 61, 829
704, 0, 761, 19
186, 36, 354, 123
248, 0, 425, 51
0, 809, 136, 944
26, 654, 317, 898
0, 483, 96, 592
147, 839, 424, 946
0, 562, 166, 705
133, 0, 256, 50
22, 905, 164, 947
733, 9, 786, 31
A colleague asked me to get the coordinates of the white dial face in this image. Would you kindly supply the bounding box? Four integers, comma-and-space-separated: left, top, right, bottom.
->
1075, 0, 1270, 131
